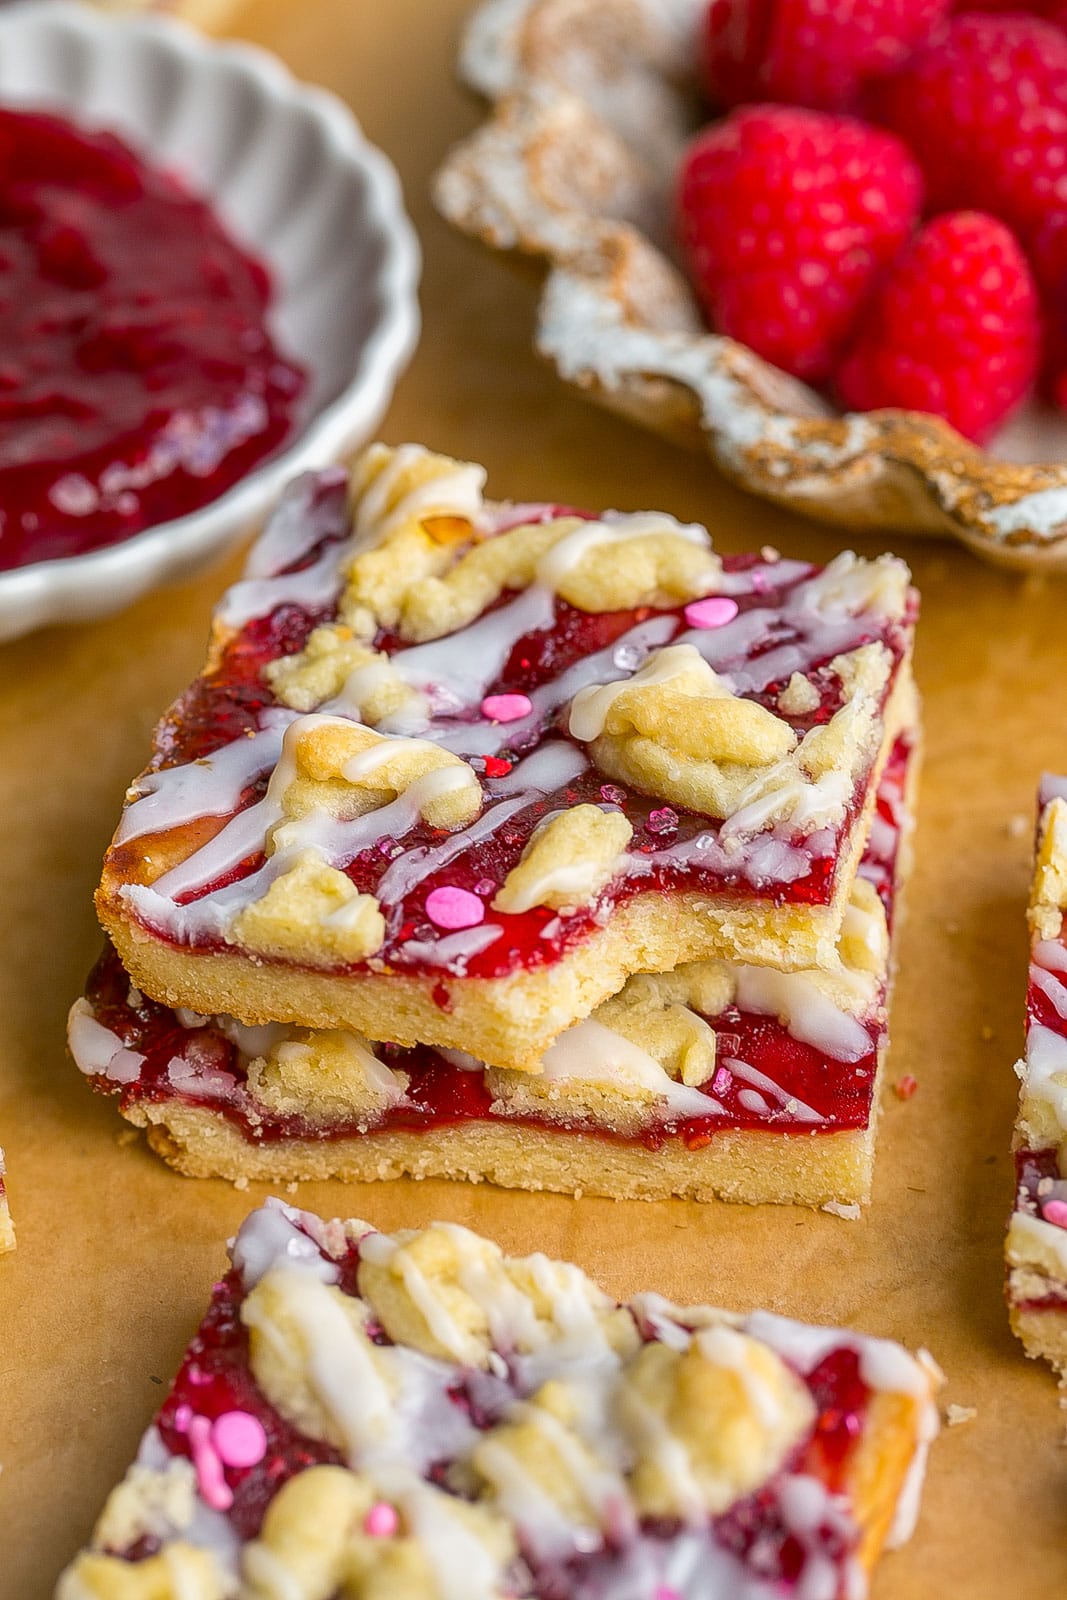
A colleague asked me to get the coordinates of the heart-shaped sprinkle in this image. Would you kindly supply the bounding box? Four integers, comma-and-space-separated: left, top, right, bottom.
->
684, 596, 739, 629
425, 886, 485, 930
212, 1410, 267, 1469
481, 692, 532, 723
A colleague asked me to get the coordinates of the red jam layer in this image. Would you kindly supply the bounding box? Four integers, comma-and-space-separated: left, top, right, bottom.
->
128, 1217, 871, 1592
0, 109, 304, 569
129, 538, 913, 983
83, 936, 882, 1144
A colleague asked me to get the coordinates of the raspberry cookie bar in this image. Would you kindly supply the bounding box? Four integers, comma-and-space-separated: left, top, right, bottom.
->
0, 1149, 13, 1254
96, 445, 917, 1073
71, 735, 915, 1207
1007, 776, 1067, 1376
58, 1200, 941, 1600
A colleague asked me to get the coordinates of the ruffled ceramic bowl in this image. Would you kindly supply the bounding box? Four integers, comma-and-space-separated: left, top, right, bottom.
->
435, 0, 1067, 570
0, 1, 420, 642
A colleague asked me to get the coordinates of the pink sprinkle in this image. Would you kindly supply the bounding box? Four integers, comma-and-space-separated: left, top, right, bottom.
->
481, 693, 532, 723
647, 806, 679, 836
425, 886, 485, 930
364, 1501, 400, 1537
173, 1403, 193, 1431
712, 1066, 732, 1095
1043, 1199, 1067, 1229
600, 783, 627, 805
188, 1414, 233, 1512
212, 1410, 267, 1470
684, 596, 738, 629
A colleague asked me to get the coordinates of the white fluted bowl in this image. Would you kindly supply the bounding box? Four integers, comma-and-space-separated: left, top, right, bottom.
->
0, 1, 420, 642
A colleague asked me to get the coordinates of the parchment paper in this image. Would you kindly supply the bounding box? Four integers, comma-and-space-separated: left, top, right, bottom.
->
1, 1, 1065, 1592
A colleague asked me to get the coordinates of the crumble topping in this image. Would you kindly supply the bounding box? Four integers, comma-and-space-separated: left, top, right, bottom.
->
492, 804, 632, 912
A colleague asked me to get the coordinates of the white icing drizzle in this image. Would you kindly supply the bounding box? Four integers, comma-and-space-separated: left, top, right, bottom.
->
67, 998, 146, 1084
215, 542, 345, 634
731, 968, 874, 1063
116, 721, 294, 846
1034, 938, 1067, 975
743, 1310, 932, 1398
392, 582, 557, 712
353, 444, 486, 546
1030, 959, 1067, 1022
540, 1019, 724, 1121
166, 1052, 240, 1102
1020, 1022, 1067, 1137
720, 1058, 823, 1125
1008, 1208, 1067, 1276
569, 643, 712, 743
375, 798, 528, 905
491, 739, 589, 795
145, 796, 279, 905
243, 467, 350, 580
398, 924, 504, 970
535, 508, 710, 589
388, 1477, 503, 1600
231, 1199, 342, 1290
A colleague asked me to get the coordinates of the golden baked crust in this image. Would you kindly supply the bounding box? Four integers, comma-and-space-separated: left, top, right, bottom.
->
125, 1096, 879, 1207
58, 1202, 941, 1600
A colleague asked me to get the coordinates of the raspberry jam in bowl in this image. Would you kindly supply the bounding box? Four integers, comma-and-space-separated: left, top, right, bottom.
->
0, 2, 418, 640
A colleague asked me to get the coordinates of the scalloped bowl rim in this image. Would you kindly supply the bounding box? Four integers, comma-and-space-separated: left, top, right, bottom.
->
0, 1, 421, 639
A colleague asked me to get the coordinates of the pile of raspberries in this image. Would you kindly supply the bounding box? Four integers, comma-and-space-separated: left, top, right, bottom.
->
678, 5, 1067, 442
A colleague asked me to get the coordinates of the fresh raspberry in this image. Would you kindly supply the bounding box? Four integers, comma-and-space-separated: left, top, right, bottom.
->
677, 106, 922, 384
836, 212, 1039, 442
874, 15, 1067, 236
703, 0, 950, 112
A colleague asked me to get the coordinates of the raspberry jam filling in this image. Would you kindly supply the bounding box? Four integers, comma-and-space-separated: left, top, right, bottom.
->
118, 492, 914, 984
80, 941, 882, 1144
0, 108, 304, 570
119, 1210, 875, 1593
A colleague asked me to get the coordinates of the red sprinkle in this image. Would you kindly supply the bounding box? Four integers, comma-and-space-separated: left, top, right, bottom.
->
893, 1074, 918, 1100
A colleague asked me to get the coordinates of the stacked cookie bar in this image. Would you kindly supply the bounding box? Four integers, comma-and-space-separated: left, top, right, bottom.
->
72, 444, 919, 1206
59, 1200, 942, 1600
1006, 777, 1067, 1374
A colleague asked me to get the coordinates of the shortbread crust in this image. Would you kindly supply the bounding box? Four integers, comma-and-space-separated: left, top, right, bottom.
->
73, 736, 916, 1206
58, 1200, 941, 1600
96, 445, 917, 1072
1006, 776, 1067, 1376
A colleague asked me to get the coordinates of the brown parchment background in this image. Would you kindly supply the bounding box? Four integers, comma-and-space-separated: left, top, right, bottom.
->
1, 0, 1065, 1592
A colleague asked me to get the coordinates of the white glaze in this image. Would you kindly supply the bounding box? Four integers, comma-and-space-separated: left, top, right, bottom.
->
67, 998, 146, 1084
732, 968, 874, 1063
540, 1018, 724, 1121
